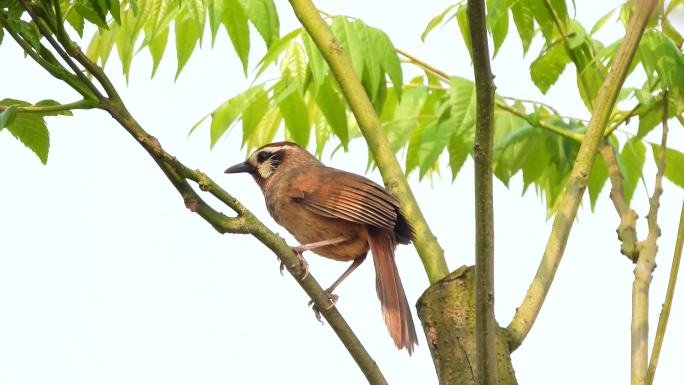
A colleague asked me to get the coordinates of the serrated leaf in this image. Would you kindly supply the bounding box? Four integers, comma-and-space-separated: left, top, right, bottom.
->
511, 0, 534, 53
280, 42, 307, 85
222, 0, 250, 75
422, 3, 458, 41
315, 75, 348, 146
65, 7, 85, 36
5, 112, 50, 164
248, 107, 281, 149
651, 144, 684, 189
385, 82, 428, 151
587, 148, 609, 211
353, 20, 382, 101
254, 28, 301, 79
331, 17, 365, 79
530, 42, 571, 93
239, 0, 279, 47
186, 0, 206, 43
210, 86, 264, 147
619, 138, 646, 205
175, 12, 201, 79
208, 0, 224, 44
487, 0, 513, 56
314, 108, 332, 157
491, 7, 509, 56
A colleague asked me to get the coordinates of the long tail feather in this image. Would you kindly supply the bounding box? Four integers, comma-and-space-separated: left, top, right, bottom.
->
367, 227, 418, 354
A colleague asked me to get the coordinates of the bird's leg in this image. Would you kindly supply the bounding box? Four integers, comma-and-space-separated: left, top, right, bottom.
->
280, 236, 352, 280
309, 253, 367, 322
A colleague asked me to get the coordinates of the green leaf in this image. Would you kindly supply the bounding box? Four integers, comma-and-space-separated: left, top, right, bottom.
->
302, 32, 327, 86
315, 75, 348, 146
149, 26, 169, 77
175, 12, 201, 79
651, 144, 684, 189
590, 8, 615, 35
448, 130, 469, 181
280, 41, 307, 85
254, 28, 301, 79
0, 105, 18, 129
449, 76, 477, 137
385, 81, 428, 151
33, 100, 74, 116
353, 20, 382, 101
455, 5, 472, 58
487, 0, 513, 56
530, 42, 571, 93
422, 3, 458, 41
186, 0, 206, 43
619, 138, 646, 205
239, 0, 279, 47
4, 110, 50, 164
314, 108, 332, 157
511, 0, 535, 53
248, 107, 281, 149
279, 89, 309, 146
65, 7, 85, 37
331, 17, 365, 79
587, 148, 609, 211
210, 86, 264, 147
222, 0, 250, 75
370, 27, 403, 100
208, 0, 224, 44
241, 87, 268, 146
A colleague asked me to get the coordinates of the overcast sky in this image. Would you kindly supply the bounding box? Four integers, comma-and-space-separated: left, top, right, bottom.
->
1, 1, 683, 384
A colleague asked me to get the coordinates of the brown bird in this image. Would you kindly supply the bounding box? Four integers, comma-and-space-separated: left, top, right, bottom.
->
225, 141, 418, 354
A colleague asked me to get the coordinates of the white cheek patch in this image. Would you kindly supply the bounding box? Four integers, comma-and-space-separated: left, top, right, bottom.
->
257, 161, 275, 178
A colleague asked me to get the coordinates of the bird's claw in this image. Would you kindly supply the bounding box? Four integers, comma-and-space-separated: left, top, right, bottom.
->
308, 291, 339, 323
279, 248, 309, 280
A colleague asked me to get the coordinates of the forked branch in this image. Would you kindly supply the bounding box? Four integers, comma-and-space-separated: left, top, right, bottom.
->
506, 0, 657, 350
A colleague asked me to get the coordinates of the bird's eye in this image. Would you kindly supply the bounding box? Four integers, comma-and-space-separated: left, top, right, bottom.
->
257, 151, 272, 163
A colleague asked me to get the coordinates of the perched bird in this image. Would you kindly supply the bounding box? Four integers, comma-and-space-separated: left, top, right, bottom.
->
224, 141, 418, 353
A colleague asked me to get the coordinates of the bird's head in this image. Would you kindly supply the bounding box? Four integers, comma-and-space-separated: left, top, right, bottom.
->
224, 141, 318, 187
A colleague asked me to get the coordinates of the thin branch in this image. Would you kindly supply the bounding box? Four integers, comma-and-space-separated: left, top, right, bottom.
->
600, 143, 640, 262
287, 0, 449, 283
632, 90, 669, 385
506, 0, 657, 350
396, 48, 451, 81
7, 9, 388, 384
467, 0, 497, 383
495, 102, 585, 142
646, 201, 684, 385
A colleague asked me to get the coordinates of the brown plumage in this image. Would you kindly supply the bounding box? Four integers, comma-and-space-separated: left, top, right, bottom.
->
225, 141, 418, 353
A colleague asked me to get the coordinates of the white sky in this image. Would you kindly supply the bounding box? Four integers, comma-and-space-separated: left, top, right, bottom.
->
1, 1, 683, 384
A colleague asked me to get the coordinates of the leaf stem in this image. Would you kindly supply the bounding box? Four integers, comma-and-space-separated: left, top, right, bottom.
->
506, 0, 657, 350
0, 99, 99, 114
288, 0, 449, 283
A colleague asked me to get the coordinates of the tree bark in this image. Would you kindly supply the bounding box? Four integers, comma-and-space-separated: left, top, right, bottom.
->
417, 267, 517, 385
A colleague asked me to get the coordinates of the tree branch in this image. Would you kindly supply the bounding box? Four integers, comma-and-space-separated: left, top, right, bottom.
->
632, 90, 668, 385
506, 0, 657, 350
287, 0, 449, 283
466, 0, 497, 383
645, 200, 684, 385
10, 8, 388, 385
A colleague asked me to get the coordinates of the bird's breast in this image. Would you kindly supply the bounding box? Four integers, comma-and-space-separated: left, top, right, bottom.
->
265, 191, 369, 261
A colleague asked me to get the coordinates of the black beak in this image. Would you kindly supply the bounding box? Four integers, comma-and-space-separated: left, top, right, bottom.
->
224, 161, 254, 174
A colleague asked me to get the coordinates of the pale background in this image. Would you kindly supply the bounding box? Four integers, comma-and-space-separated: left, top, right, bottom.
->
1, 1, 683, 384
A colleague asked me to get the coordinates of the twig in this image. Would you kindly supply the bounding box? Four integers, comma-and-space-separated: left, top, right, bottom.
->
632, 90, 669, 385
467, 0, 497, 383
287, 0, 449, 283
645, 201, 684, 385
506, 0, 657, 350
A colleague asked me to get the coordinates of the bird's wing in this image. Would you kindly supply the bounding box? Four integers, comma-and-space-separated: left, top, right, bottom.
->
288, 167, 399, 230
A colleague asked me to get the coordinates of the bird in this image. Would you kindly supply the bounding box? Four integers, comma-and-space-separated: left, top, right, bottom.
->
224, 141, 418, 354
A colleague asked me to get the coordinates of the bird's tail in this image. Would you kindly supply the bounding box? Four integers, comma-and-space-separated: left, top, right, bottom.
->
367, 227, 418, 354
